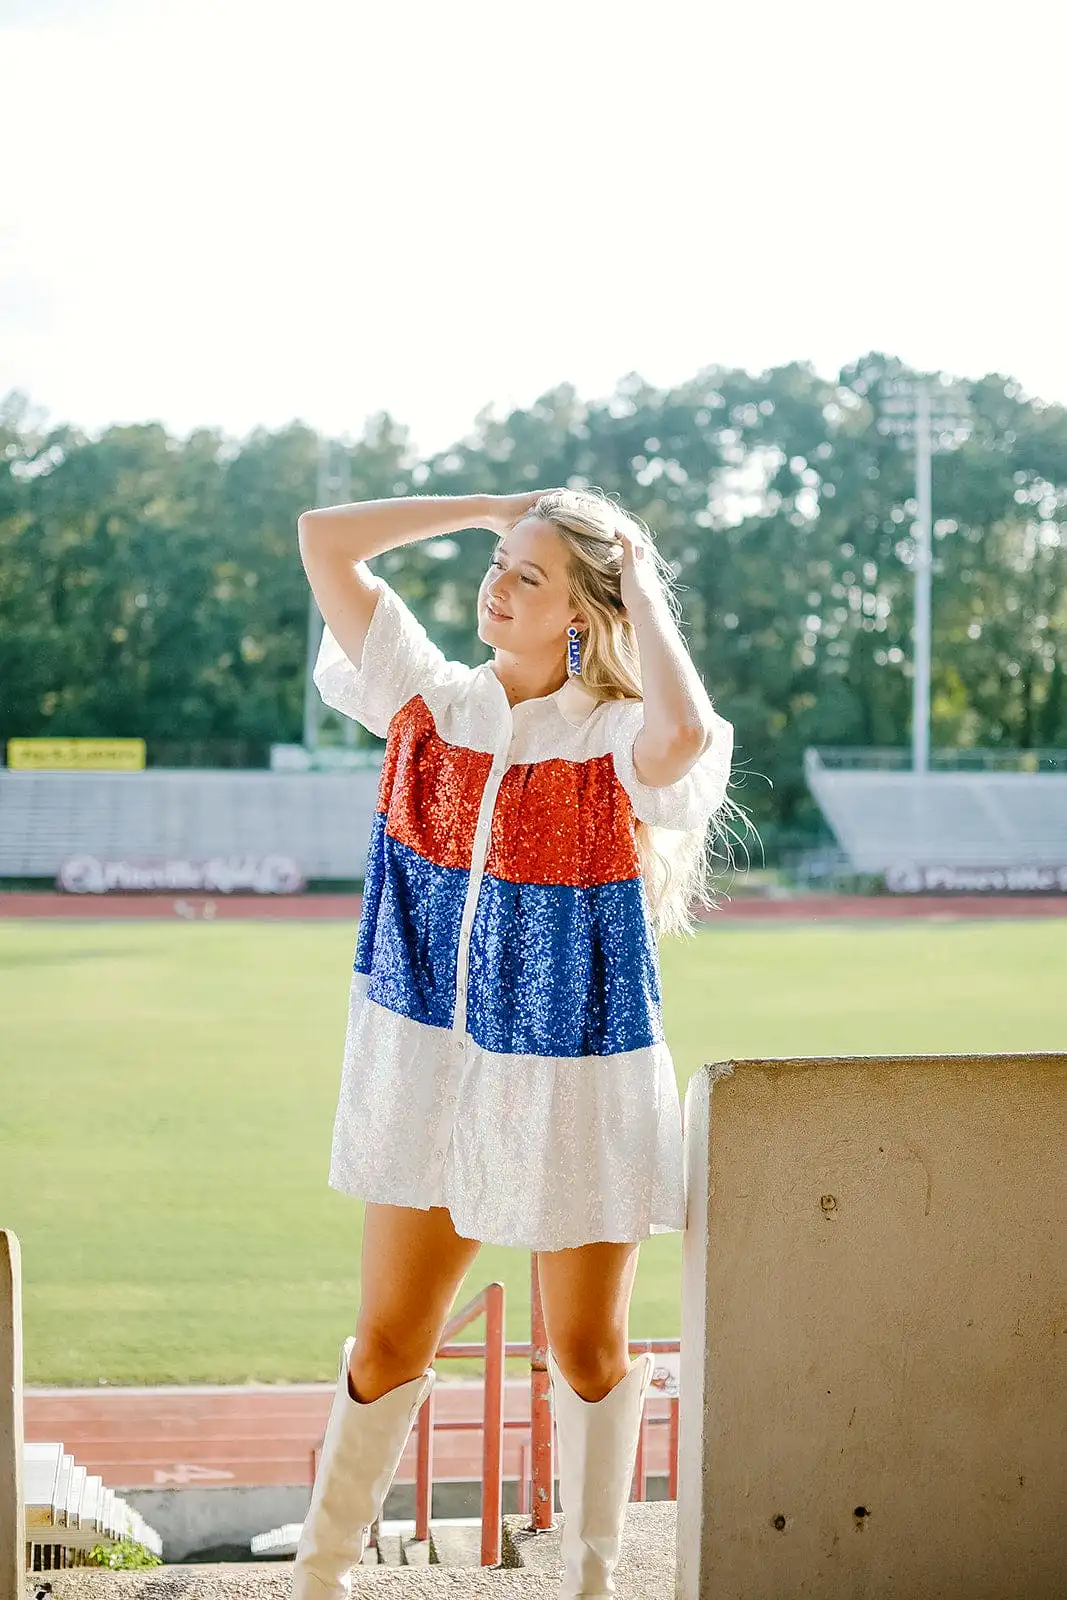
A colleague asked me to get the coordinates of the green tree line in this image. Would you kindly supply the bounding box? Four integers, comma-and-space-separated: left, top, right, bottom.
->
1, 350, 1064, 851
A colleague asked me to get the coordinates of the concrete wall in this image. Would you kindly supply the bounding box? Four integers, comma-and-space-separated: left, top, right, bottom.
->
678, 1052, 1067, 1600
119, 1476, 679, 1562
120, 1481, 467, 1562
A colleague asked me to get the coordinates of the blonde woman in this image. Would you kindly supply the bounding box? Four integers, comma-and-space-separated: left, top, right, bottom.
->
293, 488, 736, 1599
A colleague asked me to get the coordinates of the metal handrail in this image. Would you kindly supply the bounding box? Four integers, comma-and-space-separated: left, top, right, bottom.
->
400, 1265, 681, 1568
413, 1280, 505, 1566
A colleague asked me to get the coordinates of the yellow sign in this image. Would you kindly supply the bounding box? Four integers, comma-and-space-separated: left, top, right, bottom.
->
7, 738, 147, 772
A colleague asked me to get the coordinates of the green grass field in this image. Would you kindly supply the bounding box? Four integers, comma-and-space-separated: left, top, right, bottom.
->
1, 916, 1062, 1386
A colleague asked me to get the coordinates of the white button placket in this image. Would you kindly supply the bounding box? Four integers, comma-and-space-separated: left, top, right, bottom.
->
453, 739, 514, 1037
431, 713, 516, 1187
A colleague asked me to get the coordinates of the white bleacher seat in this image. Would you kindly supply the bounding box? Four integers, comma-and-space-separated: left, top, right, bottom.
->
250, 1523, 303, 1556
68, 1462, 86, 1531
80, 1472, 102, 1530
23, 1442, 65, 1536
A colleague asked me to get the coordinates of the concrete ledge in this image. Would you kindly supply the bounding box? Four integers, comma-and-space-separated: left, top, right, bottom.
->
24, 1565, 558, 1599
22, 1503, 678, 1598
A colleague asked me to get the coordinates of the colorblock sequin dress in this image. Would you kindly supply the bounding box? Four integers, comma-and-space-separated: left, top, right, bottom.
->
313, 576, 734, 1250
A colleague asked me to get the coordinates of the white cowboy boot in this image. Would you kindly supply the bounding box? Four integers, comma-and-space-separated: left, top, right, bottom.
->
548, 1347, 655, 1599
292, 1335, 435, 1600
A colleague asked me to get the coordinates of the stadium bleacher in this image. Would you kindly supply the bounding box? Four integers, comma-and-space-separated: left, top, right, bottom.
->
0, 769, 383, 884
23, 1440, 163, 1567
3, 754, 1064, 894
805, 749, 1067, 875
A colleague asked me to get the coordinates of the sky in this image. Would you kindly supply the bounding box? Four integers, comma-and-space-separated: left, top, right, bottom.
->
2, 0, 1065, 461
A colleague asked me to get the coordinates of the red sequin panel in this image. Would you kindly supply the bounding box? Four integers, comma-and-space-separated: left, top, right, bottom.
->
377, 698, 492, 869
485, 755, 640, 888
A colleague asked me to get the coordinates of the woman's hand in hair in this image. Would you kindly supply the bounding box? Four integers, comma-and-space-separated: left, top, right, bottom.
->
482, 490, 555, 537
614, 521, 661, 618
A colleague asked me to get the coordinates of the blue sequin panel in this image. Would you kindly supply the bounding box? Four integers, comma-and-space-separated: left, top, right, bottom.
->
354, 815, 465, 1028
466, 874, 664, 1058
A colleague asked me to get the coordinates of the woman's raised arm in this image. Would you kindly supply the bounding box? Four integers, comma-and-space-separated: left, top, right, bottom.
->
298, 493, 493, 563
297, 494, 493, 686
297, 492, 548, 673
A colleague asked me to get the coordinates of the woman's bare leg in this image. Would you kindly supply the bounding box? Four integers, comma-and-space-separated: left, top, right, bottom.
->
535, 1239, 641, 1401
348, 1201, 483, 1402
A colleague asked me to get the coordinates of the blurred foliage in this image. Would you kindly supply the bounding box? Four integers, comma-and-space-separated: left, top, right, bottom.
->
1, 351, 1064, 845
85, 1538, 162, 1569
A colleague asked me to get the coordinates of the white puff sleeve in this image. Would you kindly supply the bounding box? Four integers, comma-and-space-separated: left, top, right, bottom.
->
610, 699, 734, 831
312, 578, 469, 740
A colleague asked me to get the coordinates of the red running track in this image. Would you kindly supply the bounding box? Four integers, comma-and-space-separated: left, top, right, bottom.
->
2, 891, 1066, 920
22, 1379, 674, 1490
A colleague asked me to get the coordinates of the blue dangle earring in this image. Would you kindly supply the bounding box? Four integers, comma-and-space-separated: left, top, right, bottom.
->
567, 625, 583, 677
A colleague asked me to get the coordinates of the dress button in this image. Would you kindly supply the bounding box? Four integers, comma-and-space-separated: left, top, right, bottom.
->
432, 1147, 443, 1161
447, 1093, 457, 1104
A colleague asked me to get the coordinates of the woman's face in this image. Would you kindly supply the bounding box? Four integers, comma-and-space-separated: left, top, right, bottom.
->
477, 517, 582, 656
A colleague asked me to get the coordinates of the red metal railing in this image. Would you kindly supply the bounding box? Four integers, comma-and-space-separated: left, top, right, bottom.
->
414, 1279, 505, 1566
398, 1259, 680, 1566
528, 1255, 554, 1529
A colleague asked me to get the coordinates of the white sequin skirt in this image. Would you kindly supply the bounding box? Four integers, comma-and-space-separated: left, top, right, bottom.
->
327, 971, 686, 1251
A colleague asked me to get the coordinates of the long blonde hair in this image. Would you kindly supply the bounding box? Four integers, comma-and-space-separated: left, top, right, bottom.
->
522, 487, 750, 939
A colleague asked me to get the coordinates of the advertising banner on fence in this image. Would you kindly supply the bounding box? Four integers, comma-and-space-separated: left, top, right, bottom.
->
8, 737, 146, 771
57, 855, 306, 894
886, 865, 1067, 894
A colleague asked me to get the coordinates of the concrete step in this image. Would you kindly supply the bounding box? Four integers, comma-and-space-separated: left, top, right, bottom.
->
401, 1536, 432, 1567
373, 1532, 404, 1566
428, 1517, 493, 1568
371, 1528, 430, 1566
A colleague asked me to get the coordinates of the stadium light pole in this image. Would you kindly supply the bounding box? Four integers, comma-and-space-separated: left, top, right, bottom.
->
913, 385, 933, 777
877, 378, 970, 775
302, 438, 352, 753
